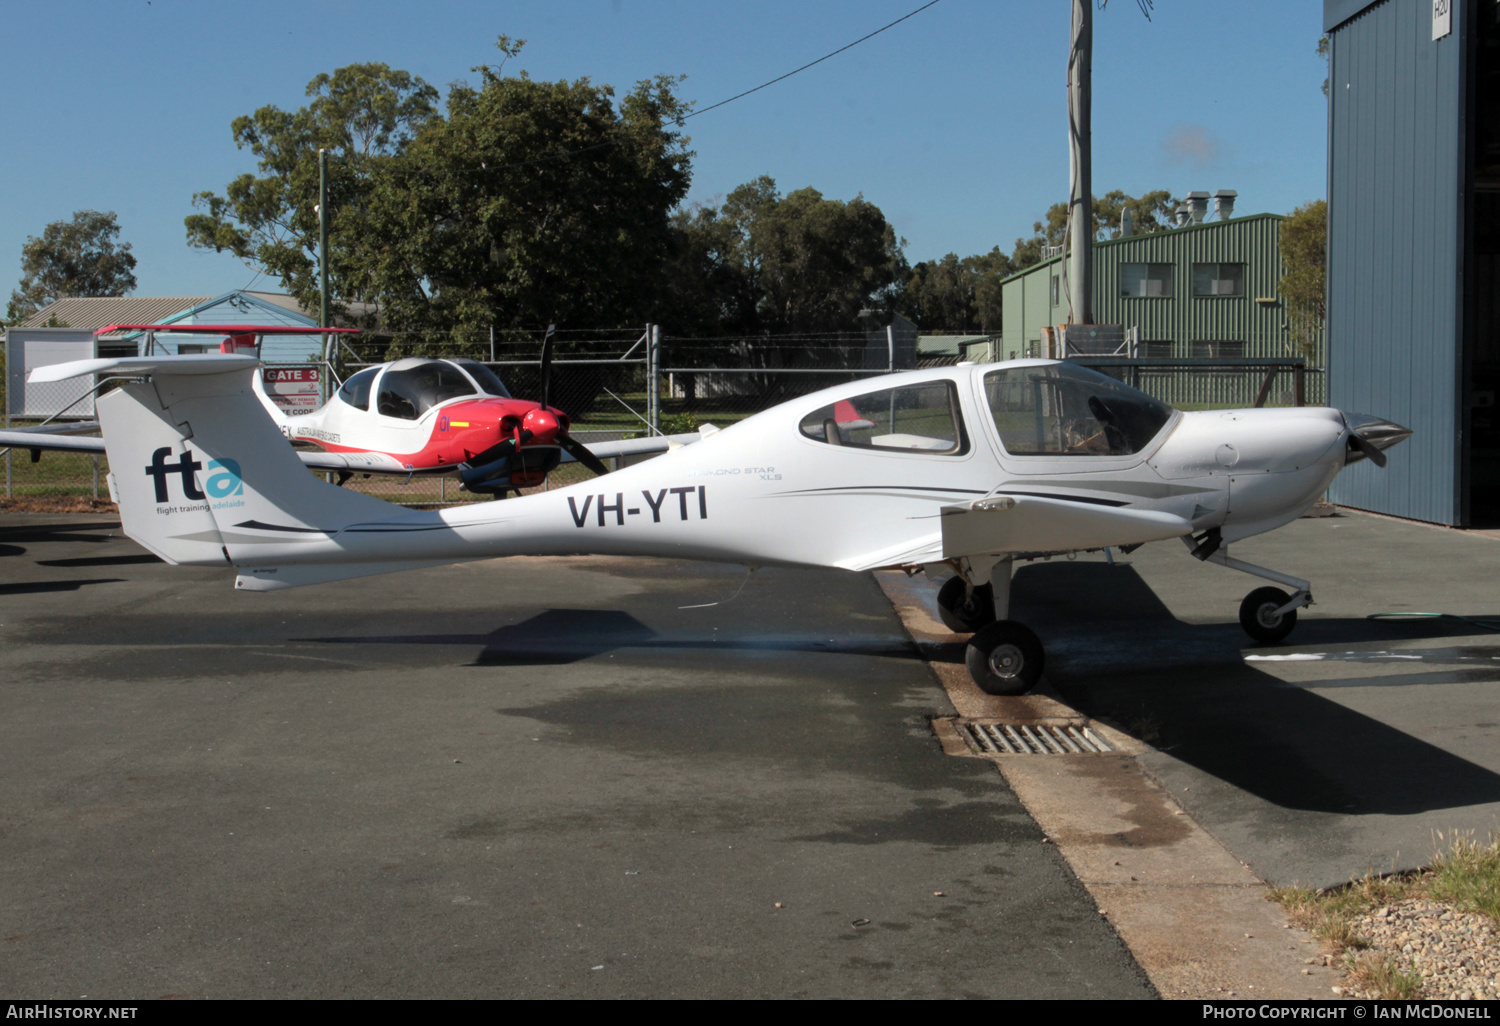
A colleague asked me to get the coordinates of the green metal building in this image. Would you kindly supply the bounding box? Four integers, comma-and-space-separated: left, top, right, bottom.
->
998, 212, 1303, 364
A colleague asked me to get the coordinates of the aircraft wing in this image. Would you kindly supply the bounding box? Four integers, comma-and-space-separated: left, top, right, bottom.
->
559, 427, 714, 464
939, 494, 1193, 558
0, 426, 108, 455
0, 428, 409, 478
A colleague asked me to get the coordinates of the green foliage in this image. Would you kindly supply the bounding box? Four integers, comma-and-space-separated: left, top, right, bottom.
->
1429, 832, 1500, 921
363, 47, 693, 352
184, 61, 441, 324
1279, 199, 1326, 353
1008, 190, 1180, 272
1318, 35, 1330, 97
7, 210, 137, 323
904, 248, 1011, 333
189, 41, 695, 353
668, 176, 907, 338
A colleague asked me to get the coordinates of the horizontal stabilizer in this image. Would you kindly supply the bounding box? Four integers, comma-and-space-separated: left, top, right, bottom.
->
29, 354, 260, 383
940, 495, 1192, 557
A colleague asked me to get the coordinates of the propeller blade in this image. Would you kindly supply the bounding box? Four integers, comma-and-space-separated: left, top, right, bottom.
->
538, 324, 555, 411
1350, 433, 1388, 469
464, 435, 518, 470
1341, 412, 1410, 468
559, 434, 611, 476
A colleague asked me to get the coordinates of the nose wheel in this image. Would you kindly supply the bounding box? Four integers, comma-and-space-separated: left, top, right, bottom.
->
965, 621, 1045, 696
1239, 586, 1300, 644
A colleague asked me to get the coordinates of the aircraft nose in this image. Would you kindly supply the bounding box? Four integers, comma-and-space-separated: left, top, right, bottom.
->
522, 407, 561, 444
1340, 411, 1413, 468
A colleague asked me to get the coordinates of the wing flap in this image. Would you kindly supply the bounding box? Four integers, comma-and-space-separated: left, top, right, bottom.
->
940, 495, 1191, 558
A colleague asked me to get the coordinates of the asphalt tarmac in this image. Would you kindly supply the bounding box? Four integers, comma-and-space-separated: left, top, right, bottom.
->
0, 515, 1152, 1000
1006, 510, 1500, 889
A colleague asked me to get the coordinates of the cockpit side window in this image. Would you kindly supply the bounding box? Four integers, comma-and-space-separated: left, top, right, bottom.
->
336, 367, 379, 411
798, 381, 968, 455
984, 364, 1173, 456
451, 359, 512, 398
377, 362, 476, 420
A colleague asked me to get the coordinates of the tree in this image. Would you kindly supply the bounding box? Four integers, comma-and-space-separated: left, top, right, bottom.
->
359, 39, 693, 351
904, 247, 1012, 333
7, 210, 137, 323
668, 176, 906, 338
1008, 189, 1180, 271
1279, 199, 1326, 354
184, 61, 441, 323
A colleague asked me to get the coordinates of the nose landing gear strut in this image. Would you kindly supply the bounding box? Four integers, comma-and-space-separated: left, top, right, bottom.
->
1184, 530, 1313, 644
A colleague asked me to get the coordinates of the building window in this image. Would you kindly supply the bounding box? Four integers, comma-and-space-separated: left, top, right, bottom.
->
1190, 341, 1246, 359
1050, 274, 1060, 305
1120, 263, 1173, 297
1139, 341, 1175, 358
176, 344, 214, 355
1192, 263, 1245, 296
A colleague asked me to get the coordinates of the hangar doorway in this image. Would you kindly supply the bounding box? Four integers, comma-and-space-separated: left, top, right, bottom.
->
1468, 5, 1500, 527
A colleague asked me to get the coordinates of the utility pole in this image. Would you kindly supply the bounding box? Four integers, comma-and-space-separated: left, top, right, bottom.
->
1067, 0, 1092, 327
318, 147, 331, 403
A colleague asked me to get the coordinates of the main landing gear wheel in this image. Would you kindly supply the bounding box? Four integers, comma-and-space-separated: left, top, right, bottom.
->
937, 577, 995, 633
965, 620, 1045, 696
1240, 586, 1298, 644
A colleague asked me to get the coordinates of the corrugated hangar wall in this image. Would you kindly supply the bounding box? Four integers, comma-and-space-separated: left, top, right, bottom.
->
1326, 0, 1467, 524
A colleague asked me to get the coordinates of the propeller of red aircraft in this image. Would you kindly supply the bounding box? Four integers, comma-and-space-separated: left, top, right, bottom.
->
453, 330, 611, 492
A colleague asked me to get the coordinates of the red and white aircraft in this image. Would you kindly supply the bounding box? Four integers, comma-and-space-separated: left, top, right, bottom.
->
0, 324, 700, 494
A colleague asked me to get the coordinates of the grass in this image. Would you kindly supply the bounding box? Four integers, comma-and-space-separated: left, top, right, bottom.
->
1428, 831, 1500, 921
1268, 831, 1500, 999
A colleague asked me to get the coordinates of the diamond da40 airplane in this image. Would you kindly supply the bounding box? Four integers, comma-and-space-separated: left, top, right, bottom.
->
1, 324, 702, 494
28, 352, 1410, 694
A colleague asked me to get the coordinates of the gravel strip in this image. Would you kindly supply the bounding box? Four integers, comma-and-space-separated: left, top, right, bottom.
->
1340, 900, 1499, 1000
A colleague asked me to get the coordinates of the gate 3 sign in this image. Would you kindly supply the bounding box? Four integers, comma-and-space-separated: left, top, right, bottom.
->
262, 367, 321, 413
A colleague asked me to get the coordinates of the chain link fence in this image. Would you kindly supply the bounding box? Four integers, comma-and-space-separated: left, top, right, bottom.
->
3, 324, 1326, 507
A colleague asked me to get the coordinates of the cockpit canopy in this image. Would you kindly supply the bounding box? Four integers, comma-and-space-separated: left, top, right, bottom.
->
338, 358, 512, 419
984, 362, 1173, 456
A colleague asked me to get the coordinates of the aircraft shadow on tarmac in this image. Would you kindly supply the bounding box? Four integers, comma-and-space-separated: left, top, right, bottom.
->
1010, 561, 1500, 817
0, 520, 119, 560
297, 607, 922, 667
34, 553, 163, 568
0, 578, 124, 596
0, 521, 119, 546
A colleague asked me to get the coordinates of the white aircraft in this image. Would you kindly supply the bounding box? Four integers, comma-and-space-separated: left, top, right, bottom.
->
26, 354, 1410, 695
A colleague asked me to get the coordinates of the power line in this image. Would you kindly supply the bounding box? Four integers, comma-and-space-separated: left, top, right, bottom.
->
374, 0, 944, 178
680, 0, 944, 123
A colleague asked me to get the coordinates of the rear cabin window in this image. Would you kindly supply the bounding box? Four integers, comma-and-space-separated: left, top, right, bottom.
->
984, 363, 1173, 457
377, 362, 476, 420
798, 381, 967, 455
337, 367, 379, 410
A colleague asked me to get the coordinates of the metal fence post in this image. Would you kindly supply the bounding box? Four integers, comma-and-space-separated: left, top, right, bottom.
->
4, 335, 9, 498
649, 323, 662, 435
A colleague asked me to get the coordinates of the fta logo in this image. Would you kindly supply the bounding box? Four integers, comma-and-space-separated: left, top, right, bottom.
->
144, 447, 243, 502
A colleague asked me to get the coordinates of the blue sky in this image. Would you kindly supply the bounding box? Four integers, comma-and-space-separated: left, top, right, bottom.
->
0, 0, 1329, 301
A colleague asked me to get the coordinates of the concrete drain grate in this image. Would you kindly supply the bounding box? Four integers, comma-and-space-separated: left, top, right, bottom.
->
958, 721, 1114, 755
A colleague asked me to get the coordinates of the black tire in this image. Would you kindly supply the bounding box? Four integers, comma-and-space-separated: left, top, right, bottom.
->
1239, 586, 1297, 644
937, 576, 996, 633
965, 620, 1045, 695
